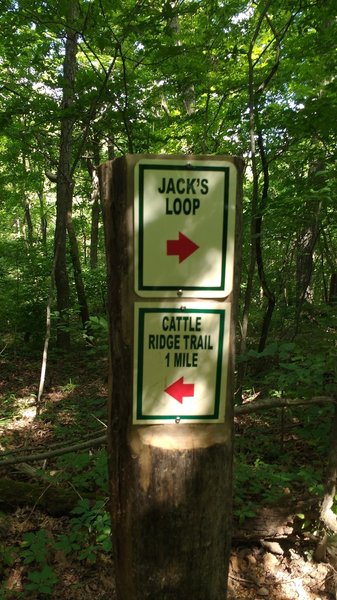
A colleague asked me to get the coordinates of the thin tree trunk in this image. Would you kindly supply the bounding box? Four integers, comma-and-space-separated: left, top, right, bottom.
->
90, 187, 100, 270
238, 3, 294, 368
54, 0, 78, 349
295, 160, 323, 325
296, 223, 320, 306
256, 131, 275, 352
67, 214, 90, 328
87, 144, 101, 270
38, 186, 47, 250
22, 155, 34, 244
237, 14, 262, 396
24, 201, 33, 245
36, 253, 56, 411
319, 402, 337, 534
329, 273, 337, 304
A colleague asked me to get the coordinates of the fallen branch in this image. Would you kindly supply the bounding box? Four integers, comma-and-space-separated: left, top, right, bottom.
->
0, 435, 107, 466
233, 499, 318, 543
0, 427, 106, 458
0, 396, 334, 467
235, 395, 335, 415
0, 477, 103, 516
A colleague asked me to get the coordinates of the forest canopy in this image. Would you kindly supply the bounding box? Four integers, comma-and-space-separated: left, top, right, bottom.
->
0, 0, 336, 358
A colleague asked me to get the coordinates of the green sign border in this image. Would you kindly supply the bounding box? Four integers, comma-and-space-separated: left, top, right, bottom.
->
136, 306, 226, 421
137, 164, 230, 292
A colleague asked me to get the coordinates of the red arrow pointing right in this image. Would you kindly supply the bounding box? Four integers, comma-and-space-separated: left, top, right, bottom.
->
164, 376, 195, 404
167, 232, 199, 263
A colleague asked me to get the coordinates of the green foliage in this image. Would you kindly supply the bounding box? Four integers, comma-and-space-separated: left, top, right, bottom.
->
25, 565, 58, 596
239, 331, 337, 398
234, 440, 325, 525
234, 456, 292, 522
4, 497, 111, 596
55, 500, 112, 562
0, 542, 15, 568
0, 0, 336, 353
21, 530, 52, 565
233, 391, 332, 526
20, 530, 58, 596
0, 239, 52, 349
55, 449, 108, 493
84, 315, 109, 351
58, 379, 78, 393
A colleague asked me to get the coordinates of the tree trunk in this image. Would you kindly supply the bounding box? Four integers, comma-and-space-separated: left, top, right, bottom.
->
22, 155, 34, 244
256, 132, 275, 352
295, 160, 323, 314
100, 155, 242, 600
238, 3, 291, 365
0, 477, 100, 517
54, 0, 78, 349
67, 214, 90, 328
319, 402, 337, 534
329, 273, 337, 304
87, 145, 101, 270
38, 186, 47, 250
295, 224, 320, 305
90, 185, 100, 270
233, 500, 318, 543
236, 40, 259, 398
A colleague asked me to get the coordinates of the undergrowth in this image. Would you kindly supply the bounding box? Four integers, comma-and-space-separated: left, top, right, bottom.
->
0, 314, 336, 597
0, 449, 111, 598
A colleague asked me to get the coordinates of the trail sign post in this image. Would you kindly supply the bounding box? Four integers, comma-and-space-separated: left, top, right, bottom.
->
100, 154, 242, 600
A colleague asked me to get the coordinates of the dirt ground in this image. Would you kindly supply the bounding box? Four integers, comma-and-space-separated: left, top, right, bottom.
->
228, 543, 336, 600
0, 353, 336, 599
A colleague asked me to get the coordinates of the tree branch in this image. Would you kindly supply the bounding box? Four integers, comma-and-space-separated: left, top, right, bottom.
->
0, 397, 335, 467
235, 395, 335, 415
0, 435, 107, 467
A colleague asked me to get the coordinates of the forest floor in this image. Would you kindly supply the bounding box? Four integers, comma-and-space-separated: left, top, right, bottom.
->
0, 349, 336, 599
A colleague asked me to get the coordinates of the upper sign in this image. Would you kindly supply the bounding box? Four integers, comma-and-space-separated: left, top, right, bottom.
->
133, 302, 230, 424
134, 158, 236, 298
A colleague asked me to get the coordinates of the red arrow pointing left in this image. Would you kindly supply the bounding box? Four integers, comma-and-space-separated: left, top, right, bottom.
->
167, 232, 199, 263
164, 376, 195, 404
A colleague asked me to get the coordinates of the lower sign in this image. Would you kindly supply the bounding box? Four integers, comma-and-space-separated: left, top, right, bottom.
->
133, 302, 231, 424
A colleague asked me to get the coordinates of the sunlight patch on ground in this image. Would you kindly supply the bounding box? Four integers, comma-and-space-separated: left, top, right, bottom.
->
0, 396, 37, 441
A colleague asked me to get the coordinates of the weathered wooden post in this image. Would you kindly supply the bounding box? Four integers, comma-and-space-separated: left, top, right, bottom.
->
99, 154, 243, 600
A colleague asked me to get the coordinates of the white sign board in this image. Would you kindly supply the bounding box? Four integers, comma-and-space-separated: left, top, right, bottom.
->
133, 302, 231, 424
134, 159, 236, 298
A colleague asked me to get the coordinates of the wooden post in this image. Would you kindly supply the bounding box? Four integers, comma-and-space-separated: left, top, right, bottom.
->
99, 154, 243, 600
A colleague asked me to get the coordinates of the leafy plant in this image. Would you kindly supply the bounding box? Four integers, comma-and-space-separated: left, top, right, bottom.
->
13, 499, 111, 596
239, 338, 337, 399
55, 499, 112, 563
21, 530, 52, 565
55, 449, 108, 493
20, 530, 58, 596
84, 315, 109, 350
25, 565, 58, 596
0, 543, 15, 569
234, 456, 289, 522
59, 379, 78, 393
